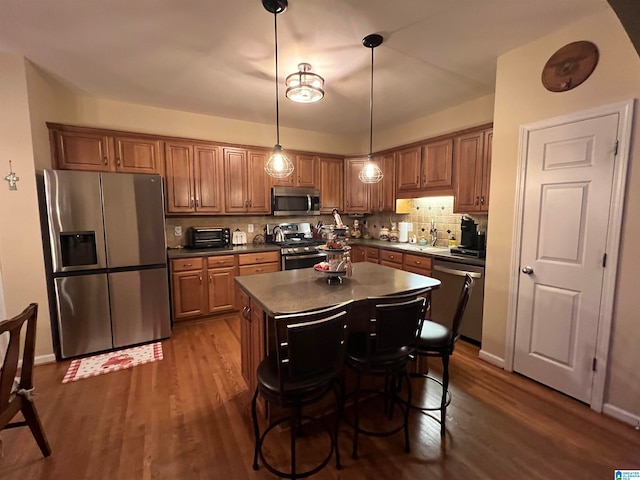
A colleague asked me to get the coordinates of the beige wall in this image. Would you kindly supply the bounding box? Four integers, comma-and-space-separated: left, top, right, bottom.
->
485, 9, 640, 416
372, 94, 495, 152
0, 53, 52, 358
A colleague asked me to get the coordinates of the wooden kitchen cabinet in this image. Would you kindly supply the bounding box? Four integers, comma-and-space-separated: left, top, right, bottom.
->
379, 248, 403, 270
365, 247, 379, 264
272, 153, 317, 188
223, 148, 271, 214
48, 124, 163, 175
396, 140, 453, 194
170, 258, 207, 320
170, 255, 238, 321
318, 156, 344, 213
351, 245, 366, 263
239, 289, 266, 416
237, 251, 280, 276
454, 128, 492, 213
206, 255, 237, 313
402, 254, 432, 277
370, 153, 396, 212
165, 142, 224, 214
344, 158, 369, 213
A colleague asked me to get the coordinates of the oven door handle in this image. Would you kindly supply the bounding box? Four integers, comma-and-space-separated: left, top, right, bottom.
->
284, 252, 327, 261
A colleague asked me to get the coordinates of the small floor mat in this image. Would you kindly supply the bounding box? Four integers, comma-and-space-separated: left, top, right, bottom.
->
62, 342, 163, 383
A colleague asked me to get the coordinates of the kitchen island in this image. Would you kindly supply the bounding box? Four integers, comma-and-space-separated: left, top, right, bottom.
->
235, 262, 440, 415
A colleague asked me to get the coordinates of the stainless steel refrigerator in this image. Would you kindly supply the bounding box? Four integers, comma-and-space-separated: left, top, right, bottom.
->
39, 169, 171, 359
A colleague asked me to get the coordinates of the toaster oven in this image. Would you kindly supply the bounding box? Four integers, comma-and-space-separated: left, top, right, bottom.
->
185, 227, 230, 249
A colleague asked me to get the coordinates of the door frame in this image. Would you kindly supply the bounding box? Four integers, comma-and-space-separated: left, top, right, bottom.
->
504, 99, 634, 412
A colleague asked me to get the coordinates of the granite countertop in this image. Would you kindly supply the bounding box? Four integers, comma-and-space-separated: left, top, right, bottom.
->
349, 239, 486, 267
167, 243, 280, 259
235, 262, 441, 317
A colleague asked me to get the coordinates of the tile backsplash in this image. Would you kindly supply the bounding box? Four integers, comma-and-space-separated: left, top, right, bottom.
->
357, 196, 487, 247
164, 197, 487, 249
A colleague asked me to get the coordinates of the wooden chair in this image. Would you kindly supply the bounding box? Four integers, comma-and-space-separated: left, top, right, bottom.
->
0, 303, 51, 457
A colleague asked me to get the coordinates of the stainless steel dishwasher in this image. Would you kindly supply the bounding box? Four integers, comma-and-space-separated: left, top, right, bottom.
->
430, 258, 485, 345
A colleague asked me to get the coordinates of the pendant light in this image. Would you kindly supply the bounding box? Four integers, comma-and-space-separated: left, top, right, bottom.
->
359, 33, 384, 184
286, 63, 325, 103
263, 0, 294, 179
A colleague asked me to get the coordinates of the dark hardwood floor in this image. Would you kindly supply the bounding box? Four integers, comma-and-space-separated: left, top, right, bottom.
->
1, 315, 638, 479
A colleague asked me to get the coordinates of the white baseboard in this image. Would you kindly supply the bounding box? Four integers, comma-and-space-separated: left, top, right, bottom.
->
603, 403, 640, 428
479, 349, 505, 368
19, 354, 57, 368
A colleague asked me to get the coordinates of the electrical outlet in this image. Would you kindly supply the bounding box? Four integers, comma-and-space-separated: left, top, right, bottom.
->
248, 224, 254, 233
174, 226, 182, 237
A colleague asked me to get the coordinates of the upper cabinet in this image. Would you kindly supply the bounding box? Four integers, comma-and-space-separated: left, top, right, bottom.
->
48, 124, 162, 175
370, 153, 396, 212
344, 158, 369, 213
223, 148, 271, 214
165, 142, 224, 214
318, 156, 344, 213
271, 153, 318, 188
396, 140, 453, 195
454, 128, 492, 213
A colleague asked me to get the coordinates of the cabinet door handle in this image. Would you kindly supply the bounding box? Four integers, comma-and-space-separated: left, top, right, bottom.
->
198, 275, 202, 283
255, 268, 264, 272
116, 157, 121, 166
103, 156, 108, 165
183, 263, 192, 267
475, 196, 480, 205
196, 198, 200, 207
414, 260, 421, 265
346, 200, 350, 207
191, 198, 195, 208
389, 255, 394, 259
209, 274, 212, 283
249, 199, 252, 207
423, 175, 426, 184
480, 196, 485, 205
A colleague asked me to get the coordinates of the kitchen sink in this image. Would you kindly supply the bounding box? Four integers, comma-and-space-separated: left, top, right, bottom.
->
405, 245, 450, 253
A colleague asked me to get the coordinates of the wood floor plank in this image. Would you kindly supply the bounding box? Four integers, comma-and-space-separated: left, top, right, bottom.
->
1, 315, 638, 479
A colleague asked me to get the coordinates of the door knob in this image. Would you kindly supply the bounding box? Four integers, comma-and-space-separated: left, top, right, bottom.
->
522, 266, 534, 274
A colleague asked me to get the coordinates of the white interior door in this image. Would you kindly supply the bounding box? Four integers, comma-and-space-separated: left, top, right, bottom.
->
514, 113, 619, 403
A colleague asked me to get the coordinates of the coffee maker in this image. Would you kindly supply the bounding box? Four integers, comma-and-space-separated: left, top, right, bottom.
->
450, 217, 486, 258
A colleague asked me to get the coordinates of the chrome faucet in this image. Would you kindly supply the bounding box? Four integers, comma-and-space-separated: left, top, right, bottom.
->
429, 219, 437, 246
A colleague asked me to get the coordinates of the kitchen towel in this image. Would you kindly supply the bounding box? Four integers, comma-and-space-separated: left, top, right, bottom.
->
62, 342, 163, 383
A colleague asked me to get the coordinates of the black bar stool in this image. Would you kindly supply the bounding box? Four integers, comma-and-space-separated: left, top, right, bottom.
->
345, 290, 429, 459
251, 301, 352, 479
411, 273, 475, 437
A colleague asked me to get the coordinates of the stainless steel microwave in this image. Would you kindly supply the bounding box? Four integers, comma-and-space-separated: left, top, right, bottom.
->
271, 187, 321, 216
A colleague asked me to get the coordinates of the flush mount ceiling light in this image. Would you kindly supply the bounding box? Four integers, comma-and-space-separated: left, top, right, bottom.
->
286, 63, 325, 103
263, 0, 294, 179
359, 33, 384, 184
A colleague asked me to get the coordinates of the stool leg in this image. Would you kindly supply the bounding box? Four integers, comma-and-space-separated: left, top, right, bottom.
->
333, 383, 342, 470
440, 353, 450, 437
251, 387, 260, 470
352, 372, 361, 460
291, 405, 300, 479
403, 369, 412, 452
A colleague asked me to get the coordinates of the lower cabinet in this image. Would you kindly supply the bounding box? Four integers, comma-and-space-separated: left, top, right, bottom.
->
237, 251, 280, 276
170, 255, 237, 321
365, 247, 379, 264
402, 253, 433, 277
351, 245, 366, 263
240, 289, 266, 416
379, 249, 403, 270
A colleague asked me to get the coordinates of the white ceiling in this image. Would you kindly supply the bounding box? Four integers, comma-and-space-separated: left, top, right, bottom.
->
0, 0, 611, 135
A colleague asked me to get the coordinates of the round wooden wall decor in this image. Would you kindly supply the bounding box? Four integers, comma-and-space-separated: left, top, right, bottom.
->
541, 41, 599, 92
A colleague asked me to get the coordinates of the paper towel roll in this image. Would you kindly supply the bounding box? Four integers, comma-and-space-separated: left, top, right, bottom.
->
398, 222, 411, 242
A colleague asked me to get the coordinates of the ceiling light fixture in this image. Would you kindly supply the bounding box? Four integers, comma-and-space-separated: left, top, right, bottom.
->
359, 33, 384, 184
263, 0, 294, 179
286, 63, 325, 103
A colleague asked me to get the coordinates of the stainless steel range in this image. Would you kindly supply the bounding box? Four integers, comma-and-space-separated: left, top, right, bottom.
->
265, 222, 327, 270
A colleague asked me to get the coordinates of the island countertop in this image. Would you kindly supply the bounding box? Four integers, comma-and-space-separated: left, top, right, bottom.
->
235, 262, 440, 317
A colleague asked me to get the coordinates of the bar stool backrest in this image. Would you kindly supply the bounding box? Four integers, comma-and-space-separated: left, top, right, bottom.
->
449, 274, 475, 347
274, 301, 352, 391
373, 297, 426, 355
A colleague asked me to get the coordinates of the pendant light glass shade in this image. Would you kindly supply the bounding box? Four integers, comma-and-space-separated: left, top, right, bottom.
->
359, 33, 384, 184
286, 63, 325, 103
263, 0, 294, 179
358, 155, 384, 183
265, 144, 294, 178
